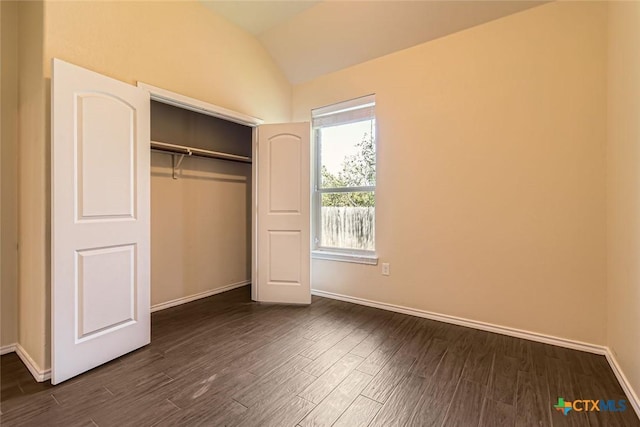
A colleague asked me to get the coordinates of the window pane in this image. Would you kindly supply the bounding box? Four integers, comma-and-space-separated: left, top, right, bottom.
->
320, 119, 375, 188
320, 192, 375, 251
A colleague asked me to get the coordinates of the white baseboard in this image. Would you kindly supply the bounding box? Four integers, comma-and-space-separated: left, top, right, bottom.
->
311, 289, 606, 354
0, 343, 17, 355
311, 288, 640, 419
2, 343, 50, 382
151, 280, 250, 313
605, 349, 640, 419
15, 343, 50, 382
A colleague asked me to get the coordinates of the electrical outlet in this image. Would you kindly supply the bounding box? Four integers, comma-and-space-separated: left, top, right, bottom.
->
382, 262, 390, 276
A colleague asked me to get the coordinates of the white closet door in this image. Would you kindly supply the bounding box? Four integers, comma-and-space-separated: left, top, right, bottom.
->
256, 123, 311, 304
52, 59, 150, 384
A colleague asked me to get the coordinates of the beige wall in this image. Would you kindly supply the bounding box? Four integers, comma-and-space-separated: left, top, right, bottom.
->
607, 0, 640, 403
43, 0, 291, 123
13, 0, 291, 370
294, 2, 608, 345
1, 0, 19, 348
151, 155, 251, 306
17, 0, 49, 370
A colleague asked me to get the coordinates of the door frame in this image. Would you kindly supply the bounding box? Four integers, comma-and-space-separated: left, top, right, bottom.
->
136, 83, 263, 301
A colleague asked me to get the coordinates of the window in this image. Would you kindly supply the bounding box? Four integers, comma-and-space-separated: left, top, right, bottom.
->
312, 95, 376, 262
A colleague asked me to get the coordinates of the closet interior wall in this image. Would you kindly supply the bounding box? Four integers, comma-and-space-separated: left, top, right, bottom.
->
150, 101, 253, 308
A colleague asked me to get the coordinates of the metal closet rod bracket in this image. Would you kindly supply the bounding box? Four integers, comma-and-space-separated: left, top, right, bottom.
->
172, 151, 191, 179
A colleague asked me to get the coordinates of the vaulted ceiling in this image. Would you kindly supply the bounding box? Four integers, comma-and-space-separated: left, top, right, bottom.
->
201, 1, 546, 84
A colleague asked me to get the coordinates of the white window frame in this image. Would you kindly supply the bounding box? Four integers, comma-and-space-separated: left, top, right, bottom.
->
311, 94, 378, 265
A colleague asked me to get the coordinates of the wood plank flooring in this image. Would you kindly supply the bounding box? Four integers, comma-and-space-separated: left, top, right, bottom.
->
1, 286, 638, 426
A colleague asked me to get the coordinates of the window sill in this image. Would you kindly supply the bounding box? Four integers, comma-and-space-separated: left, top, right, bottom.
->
312, 250, 379, 265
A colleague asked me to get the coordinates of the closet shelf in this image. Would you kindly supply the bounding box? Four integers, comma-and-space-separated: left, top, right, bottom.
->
150, 140, 252, 164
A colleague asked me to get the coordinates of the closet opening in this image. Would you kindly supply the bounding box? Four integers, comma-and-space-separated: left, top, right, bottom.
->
51, 61, 309, 384
149, 100, 254, 312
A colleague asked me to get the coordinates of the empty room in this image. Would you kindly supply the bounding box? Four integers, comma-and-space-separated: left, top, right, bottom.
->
1, 0, 639, 425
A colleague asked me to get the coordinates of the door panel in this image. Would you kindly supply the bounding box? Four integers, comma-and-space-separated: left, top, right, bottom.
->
257, 123, 310, 304
76, 244, 136, 340
76, 93, 136, 219
269, 135, 301, 212
52, 59, 150, 384
269, 231, 302, 283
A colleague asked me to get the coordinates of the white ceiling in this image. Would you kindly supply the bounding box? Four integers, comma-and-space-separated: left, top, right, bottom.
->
202, 1, 546, 84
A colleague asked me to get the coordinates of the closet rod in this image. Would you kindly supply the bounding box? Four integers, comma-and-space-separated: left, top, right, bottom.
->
150, 140, 252, 164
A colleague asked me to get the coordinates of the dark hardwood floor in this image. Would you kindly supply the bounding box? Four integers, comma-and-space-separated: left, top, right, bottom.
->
1, 286, 638, 426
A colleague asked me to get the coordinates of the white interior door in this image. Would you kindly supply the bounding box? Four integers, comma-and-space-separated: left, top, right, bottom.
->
52, 59, 150, 384
256, 123, 311, 304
